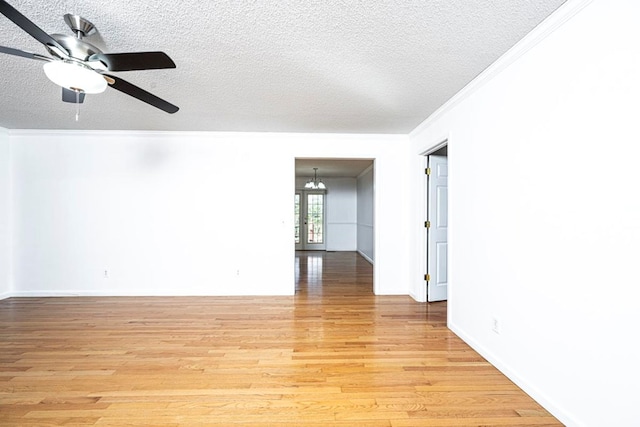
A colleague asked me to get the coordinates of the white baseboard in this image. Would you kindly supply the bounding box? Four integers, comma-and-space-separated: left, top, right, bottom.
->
5, 289, 296, 298
357, 250, 374, 265
448, 321, 579, 427
8, 290, 112, 298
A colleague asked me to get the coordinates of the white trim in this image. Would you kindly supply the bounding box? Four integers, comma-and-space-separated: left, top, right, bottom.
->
357, 250, 374, 265
1, 128, 13, 298
8, 132, 13, 297
7, 289, 294, 297
420, 139, 448, 156
357, 163, 374, 179
9, 291, 90, 297
8, 129, 407, 142
410, 0, 595, 138
420, 154, 431, 303
372, 159, 380, 295
356, 222, 374, 228
0, 292, 11, 300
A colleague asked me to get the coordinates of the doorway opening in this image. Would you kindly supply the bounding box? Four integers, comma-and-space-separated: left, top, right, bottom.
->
294, 158, 375, 294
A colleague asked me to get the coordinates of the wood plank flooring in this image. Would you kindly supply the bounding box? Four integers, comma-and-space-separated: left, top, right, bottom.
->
0, 251, 561, 426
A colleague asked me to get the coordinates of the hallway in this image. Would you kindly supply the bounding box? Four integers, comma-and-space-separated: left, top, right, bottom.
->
295, 250, 375, 297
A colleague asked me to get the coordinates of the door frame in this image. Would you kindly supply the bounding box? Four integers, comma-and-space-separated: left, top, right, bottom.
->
294, 157, 377, 294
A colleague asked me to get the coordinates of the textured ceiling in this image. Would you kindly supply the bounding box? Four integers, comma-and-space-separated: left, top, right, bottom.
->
0, 0, 565, 134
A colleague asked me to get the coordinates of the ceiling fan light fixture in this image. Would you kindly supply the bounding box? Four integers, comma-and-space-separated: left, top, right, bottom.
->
43, 60, 107, 94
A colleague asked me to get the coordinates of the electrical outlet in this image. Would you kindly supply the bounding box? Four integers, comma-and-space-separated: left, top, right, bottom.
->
103, 269, 109, 279
492, 317, 500, 334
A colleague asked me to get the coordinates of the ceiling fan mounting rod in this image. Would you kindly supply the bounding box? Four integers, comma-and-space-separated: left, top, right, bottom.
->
64, 14, 96, 39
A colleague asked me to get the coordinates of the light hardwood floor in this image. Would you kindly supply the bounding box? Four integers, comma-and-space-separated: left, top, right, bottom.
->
0, 251, 561, 426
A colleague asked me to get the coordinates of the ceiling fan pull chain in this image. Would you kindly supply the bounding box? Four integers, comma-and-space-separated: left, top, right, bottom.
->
75, 91, 80, 121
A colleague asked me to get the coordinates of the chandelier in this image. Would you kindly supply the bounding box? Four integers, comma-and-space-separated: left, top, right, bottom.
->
304, 168, 326, 190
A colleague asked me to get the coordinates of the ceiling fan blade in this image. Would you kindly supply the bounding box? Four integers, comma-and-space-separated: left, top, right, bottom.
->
0, 0, 67, 53
89, 52, 176, 72
104, 74, 179, 114
0, 44, 50, 61
62, 88, 85, 104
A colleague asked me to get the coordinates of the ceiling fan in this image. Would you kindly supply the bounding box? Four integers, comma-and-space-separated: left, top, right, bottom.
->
0, 0, 178, 113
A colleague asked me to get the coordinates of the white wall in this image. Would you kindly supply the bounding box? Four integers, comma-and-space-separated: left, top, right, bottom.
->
295, 176, 358, 251
410, 1, 639, 425
0, 128, 11, 298
357, 165, 374, 263
11, 131, 410, 297
324, 178, 357, 251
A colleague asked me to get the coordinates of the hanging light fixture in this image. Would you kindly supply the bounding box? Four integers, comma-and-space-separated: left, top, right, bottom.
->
304, 168, 326, 190
43, 60, 107, 94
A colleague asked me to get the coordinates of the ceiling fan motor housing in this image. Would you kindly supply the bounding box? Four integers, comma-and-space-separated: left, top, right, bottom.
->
46, 33, 103, 61
44, 14, 102, 62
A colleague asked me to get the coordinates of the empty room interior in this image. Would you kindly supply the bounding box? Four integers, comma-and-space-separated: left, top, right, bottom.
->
1, 0, 638, 426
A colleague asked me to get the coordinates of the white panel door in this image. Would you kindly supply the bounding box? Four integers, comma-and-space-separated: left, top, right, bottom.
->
427, 155, 448, 302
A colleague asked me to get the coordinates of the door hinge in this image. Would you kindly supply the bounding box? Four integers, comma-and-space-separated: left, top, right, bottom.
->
424, 220, 430, 228
425, 167, 431, 175
424, 274, 430, 281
